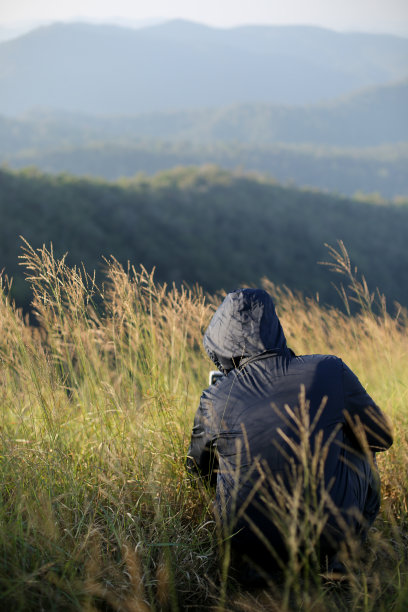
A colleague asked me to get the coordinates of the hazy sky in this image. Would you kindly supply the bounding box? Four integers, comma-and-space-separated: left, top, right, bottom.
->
1, 0, 408, 36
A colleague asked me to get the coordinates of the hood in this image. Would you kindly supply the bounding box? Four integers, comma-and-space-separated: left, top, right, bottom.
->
203, 288, 287, 373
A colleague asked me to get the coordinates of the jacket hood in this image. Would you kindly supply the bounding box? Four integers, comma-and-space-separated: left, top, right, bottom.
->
203, 288, 287, 373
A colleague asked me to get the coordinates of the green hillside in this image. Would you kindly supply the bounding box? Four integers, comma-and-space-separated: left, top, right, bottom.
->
1, 166, 408, 312
4, 141, 408, 199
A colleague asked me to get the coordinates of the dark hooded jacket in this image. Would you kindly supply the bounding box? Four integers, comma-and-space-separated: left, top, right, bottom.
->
187, 289, 393, 563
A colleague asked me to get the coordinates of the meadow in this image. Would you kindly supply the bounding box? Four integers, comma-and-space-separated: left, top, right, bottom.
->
0, 240, 407, 611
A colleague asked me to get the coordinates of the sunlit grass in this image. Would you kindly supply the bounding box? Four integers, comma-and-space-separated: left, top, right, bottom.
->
0, 241, 407, 610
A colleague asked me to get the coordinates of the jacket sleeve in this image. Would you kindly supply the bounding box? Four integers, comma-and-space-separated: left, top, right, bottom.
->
186, 392, 219, 485
342, 362, 393, 452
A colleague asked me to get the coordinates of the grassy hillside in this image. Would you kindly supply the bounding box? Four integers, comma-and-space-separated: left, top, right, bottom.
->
1, 166, 408, 312
0, 243, 406, 610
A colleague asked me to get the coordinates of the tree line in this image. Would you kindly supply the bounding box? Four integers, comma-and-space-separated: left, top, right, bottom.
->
1, 165, 407, 313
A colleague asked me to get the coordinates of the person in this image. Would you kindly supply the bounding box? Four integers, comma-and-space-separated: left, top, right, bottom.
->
186, 288, 393, 581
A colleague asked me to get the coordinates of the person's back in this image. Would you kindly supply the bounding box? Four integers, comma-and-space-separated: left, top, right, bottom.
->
187, 289, 393, 575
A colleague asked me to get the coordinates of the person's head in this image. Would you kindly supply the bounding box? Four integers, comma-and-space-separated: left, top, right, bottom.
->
204, 288, 287, 373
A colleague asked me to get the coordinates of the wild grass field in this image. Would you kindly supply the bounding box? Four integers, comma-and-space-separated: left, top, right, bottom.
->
0, 241, 407, 611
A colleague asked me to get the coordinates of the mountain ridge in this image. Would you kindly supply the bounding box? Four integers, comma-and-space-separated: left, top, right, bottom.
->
0, 77, 406, 197
1, 20, 407, 115
2, 77, 404, 148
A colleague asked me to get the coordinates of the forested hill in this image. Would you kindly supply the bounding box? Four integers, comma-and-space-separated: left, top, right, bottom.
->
1, 21, 407, 115
4, 140, 408, 200
1, 166, 407, 312
118, 79, 408, 146
2, 79, 407, 149
1, 78, 407, 199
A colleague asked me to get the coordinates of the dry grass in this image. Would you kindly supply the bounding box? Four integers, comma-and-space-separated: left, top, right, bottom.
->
0, 240, 407, 610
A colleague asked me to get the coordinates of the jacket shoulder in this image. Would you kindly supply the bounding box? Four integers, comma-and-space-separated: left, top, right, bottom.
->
294, 353, 342, 366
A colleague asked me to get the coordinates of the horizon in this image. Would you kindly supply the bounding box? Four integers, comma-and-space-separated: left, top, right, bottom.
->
0, 16, 407, 44
1, 0, 408, 38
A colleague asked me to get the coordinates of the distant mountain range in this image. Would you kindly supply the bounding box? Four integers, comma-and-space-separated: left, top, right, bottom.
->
1, 79, 407, 150
1, 20, 407, 115
1, 77, 407, 198
0, 18, 165, 43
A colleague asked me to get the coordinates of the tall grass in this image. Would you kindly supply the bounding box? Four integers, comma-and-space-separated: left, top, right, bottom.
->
0, 241, 407, 610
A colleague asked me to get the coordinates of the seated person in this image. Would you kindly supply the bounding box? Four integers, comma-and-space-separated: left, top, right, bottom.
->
187, 289, 393, 580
